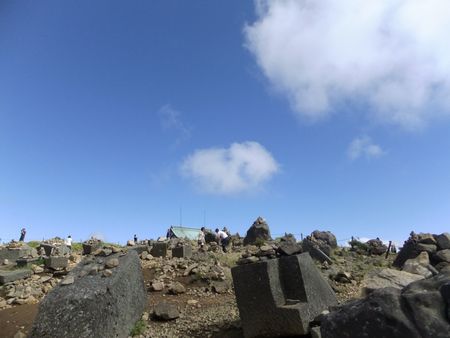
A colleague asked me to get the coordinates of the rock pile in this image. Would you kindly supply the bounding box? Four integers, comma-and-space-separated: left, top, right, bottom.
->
243, 216, 271, 245
394, 232, 450, 273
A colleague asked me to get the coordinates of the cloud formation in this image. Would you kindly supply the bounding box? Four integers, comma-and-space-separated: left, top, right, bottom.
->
348, 136, 385, 160
181, 141, 279, 194
245, 0, 450, 129
158, 104, 191, 144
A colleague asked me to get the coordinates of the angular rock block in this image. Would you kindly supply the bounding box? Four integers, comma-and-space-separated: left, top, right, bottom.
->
16, 257, 41, 268
172, 245, 192, 259
150, 242, 168, 258
30, 251, 146, 338
82, 242, 102, 255
231, 252, 337, 337
39, 244, 55, 256
0, 269, 32, 284
0, 247, 32, 261
44, 256, 69, 270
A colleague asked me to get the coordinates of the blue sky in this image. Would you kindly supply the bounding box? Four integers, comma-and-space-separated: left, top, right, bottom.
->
1, 0, 449, 244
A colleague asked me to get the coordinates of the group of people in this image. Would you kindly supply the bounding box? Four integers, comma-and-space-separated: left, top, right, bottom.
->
18, 228, 73, 251
197, 226, 230, 252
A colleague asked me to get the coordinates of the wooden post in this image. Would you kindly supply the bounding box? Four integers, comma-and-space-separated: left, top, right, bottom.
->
385, 240, 392, 259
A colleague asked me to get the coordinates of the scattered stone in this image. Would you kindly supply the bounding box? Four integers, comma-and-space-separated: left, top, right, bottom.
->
168, 282, 186, 295
153, 302, 179, 320
187, 299, 198, 306
61, 276, 74, 285
102, 269, 113, 277
105, 258, 119, 269
211, 281, 229, 294
151, 281, 164, 291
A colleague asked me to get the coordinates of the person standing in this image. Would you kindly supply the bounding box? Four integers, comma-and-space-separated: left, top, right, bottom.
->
19, 228, 26, 242
198, 227, 206, 250
134, 234, 138, 244
65, 235, 73, 251
215, 228, 230, 253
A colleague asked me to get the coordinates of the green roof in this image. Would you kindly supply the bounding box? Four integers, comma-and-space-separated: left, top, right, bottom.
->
171, 226, 201, 240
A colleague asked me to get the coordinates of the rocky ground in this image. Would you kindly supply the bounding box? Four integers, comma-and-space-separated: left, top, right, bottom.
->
1, 227, 448, 338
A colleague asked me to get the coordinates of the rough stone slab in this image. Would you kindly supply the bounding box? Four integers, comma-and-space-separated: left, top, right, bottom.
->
128, 245, 151, 255
16, 257, 41, 268
150, 242, 168, 258
0, 269, 32, 284
302, 240, 332, 264
232, 252, 337, 338
39, 244, 55, 256
0, 247, 32, 261
361, 268, 424, 296
30, 250, 146, 338
44, 256, 69, 270
172, 245, 192, 259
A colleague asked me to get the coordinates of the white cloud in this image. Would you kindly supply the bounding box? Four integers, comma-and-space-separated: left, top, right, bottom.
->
348, 136, 385, 160
181, 141, 279, 194
245, 0, 450, 129
158, 104, 191, 144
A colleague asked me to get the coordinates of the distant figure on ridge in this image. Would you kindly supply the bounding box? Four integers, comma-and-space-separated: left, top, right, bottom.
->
65, 235, 73, 251
166, 226, 175, 239
215, 228, 230, 253
134, 234, 138, 244
19, 227, 26, 242
198, 227, 206, 250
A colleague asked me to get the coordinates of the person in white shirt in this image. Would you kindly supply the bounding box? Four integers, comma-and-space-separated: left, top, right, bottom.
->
198, 227, 206, 250
65, 235, 73, 251
215, 228, 230, 252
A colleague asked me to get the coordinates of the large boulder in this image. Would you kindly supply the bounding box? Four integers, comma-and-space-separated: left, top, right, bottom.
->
361, 268, 424, 296
311, 230, 337, 249
243, 217, 271, 246
232, 252, 337, 337
366, 238, 388, 255
321, 273, 450, 338
30, 250, 146, 338
436, 233, 450, 250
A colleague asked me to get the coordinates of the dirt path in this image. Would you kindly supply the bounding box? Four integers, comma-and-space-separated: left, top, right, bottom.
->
0, 303, 38, 338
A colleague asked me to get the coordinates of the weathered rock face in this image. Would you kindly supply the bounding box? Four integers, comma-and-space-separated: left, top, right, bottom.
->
366, 238, 388, 255
243, 217, 271, 246
361, 268, 424, 296
311, 230, 337, 249
436, 233, 450, 250
30, 250, 146, 338
301, 239, 332, 264
321, 273, 450, 338
232, 252, 337, 337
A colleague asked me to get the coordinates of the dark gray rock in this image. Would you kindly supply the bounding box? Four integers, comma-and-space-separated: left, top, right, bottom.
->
366, 238, 388, 255
302, 240, 332, 264
311, 231, 337, 249
44, 256, 68, 270
150, 242, 168, 258
243, 216, 271, 246
30, 251, 146, 338
232, 252, 337, 337
321, 288, 421, 338
394, 240, 420, 268
436, 233, 450, 250
277, 241, 302, 256
153, 302, 179, 320
0, 246, 32, 261
82, 241, 102, 255
321, 273, 450, 338
416, 243, 437, 254
402, 273, 450, 338
435, 249, 450, 263
0, 269, 32, 284
172, 245, 192, 259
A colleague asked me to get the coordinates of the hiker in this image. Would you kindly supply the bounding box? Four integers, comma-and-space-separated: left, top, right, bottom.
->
215, 228, 230, 253
19, 228, 26, 242
166, 226, 175, 239
65, 235, 73, 251
134, 234, 138, 244
198, 227, 206, 250
222, 226, 231, 237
